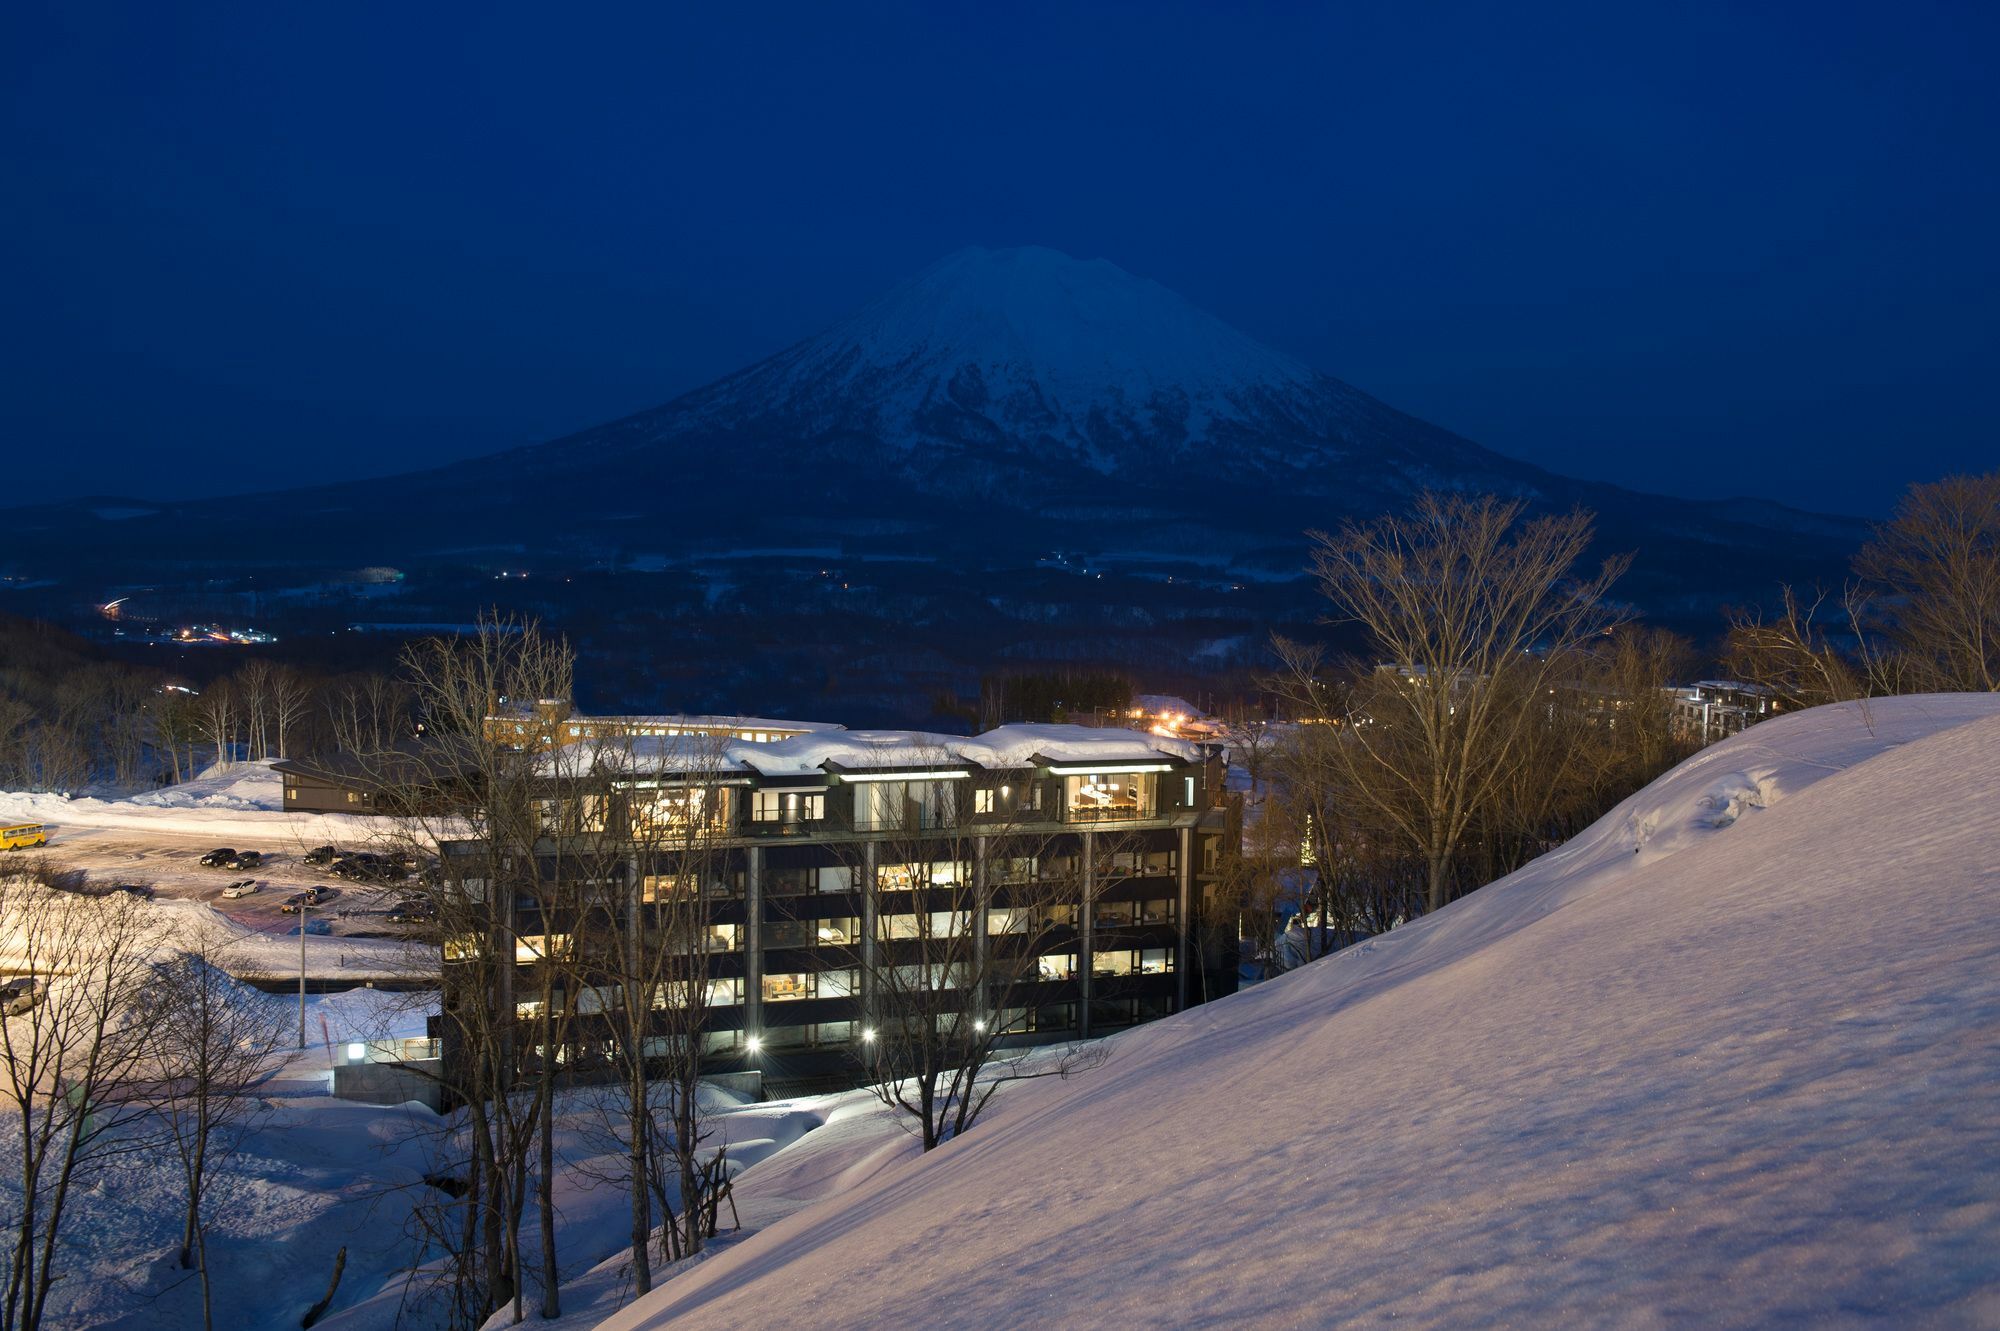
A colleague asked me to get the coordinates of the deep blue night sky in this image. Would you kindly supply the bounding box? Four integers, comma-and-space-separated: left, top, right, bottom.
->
4, 1, 1994, 516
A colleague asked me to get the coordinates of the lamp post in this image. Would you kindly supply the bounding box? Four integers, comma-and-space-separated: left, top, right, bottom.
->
297, 894, 315, 1050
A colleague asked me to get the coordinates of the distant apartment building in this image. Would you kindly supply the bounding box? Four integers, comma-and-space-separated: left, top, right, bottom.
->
441, 722, 1235, 1095
1671, 681, 1779, 745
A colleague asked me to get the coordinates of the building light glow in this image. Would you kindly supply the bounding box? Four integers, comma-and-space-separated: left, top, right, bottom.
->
840, 769, 974, 783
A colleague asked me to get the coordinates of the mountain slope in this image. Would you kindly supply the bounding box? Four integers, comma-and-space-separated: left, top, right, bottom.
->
602, 695, 2000, 1329
517, 245, 1537, 501
2, 247, 1857, 579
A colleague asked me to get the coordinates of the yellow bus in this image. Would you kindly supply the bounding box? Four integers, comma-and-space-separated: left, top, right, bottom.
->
1, 824, 48, 850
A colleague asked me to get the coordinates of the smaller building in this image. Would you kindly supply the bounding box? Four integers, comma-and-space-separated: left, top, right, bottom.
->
484, 700, 841, 751
1671, 681, 1778, 746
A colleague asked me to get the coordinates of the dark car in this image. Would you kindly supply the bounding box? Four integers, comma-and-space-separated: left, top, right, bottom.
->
224, 850, 263, 871
335, 853, 398, 882
386, 900, 435, 925
198, 848, 236, 868
111, 883, 154, 899
279, 891, 321, 914
304, 845, 340, 866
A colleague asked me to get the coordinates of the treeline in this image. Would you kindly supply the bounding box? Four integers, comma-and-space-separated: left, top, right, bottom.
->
0, 614, 417, 793
1724, 470, 2000, 703
1221, 469, 1998, 961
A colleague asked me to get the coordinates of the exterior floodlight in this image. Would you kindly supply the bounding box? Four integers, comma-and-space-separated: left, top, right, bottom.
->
972, 1019, 987, 1033
347, 1042, 367, 1062
745, 1036, 762, 1053
861, 1027, 877, 1043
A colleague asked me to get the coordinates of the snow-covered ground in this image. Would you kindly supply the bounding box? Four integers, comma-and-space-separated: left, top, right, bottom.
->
0, 761, 431, 982
19, 980, 845, 1331
594, 694, 2000, 1329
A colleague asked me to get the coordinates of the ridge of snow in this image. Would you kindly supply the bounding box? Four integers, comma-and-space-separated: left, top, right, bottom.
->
599, 694, 2000, 1329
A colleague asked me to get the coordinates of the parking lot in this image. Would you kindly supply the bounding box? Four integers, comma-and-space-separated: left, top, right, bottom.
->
6, 821, 437, 982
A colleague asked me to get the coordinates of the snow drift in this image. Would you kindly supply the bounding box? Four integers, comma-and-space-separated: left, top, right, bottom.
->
602, 695, 2000, 1328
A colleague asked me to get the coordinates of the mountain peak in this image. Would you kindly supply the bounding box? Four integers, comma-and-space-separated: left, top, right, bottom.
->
819, 245, 1320, 406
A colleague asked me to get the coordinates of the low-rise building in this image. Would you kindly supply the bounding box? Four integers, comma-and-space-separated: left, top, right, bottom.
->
442, 722, 1235, 1096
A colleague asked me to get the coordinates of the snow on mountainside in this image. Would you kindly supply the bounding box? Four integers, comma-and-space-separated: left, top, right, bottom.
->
514, 246, 1544, 502
602, 695, 2000, 1329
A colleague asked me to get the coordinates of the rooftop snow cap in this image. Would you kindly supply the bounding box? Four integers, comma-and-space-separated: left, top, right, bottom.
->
561, 722, 1209, 780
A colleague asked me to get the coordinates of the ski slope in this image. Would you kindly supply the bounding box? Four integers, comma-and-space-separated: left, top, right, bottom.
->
602, 695, 2000, 1328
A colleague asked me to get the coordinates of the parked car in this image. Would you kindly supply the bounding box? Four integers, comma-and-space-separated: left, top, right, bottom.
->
304, 845, 340, 866
332, 853, 387, 882
224, 850, 263, 870
198, 848, 236, 867
386, 899, 435, 925
0, 978, 40, 1016
220, 879, 259, 899
279, 887, 326, 913
110, 883, 154, 900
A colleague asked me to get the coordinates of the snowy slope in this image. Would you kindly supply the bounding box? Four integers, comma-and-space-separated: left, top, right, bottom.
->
602, 694, 2000, 1329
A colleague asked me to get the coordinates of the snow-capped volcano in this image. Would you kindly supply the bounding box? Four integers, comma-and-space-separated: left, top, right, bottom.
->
1, 244, 1864, 645
515, 245, 1534, 507
702, 246, 1327, 473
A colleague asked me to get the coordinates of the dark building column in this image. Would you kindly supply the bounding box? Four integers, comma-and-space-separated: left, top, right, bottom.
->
1176, 824, 1192, 1011
744, 845, 763, 1043
972, 833, 990, 1025
860, 839, 878, 1037
1079, 828, 1094, 1038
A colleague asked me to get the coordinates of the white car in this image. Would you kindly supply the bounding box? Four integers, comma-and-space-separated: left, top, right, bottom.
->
0, 978, 39, 1016
220, 879, 260, 899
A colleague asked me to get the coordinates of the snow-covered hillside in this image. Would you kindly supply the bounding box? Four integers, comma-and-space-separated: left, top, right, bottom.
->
602, 695, 2000, 1329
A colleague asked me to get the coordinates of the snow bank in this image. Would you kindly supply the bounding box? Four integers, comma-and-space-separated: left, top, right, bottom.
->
602, 695, 2000, 1329
125, 758, 285, 811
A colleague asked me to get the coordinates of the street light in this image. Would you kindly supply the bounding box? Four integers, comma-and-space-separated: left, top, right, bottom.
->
296, 892, 320, 1050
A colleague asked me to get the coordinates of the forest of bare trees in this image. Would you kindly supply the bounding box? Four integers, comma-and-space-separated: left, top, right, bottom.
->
0, 614, 416, 793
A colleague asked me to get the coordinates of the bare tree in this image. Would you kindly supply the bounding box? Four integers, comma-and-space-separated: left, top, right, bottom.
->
356, 616, 577, 1325
234, 660, 274, 761
1723, 585, 1868, 710
0, 871, 157, 1331
194, 680, 237, 774
270, 664, 316, 760
1855, 470, 2000, 693
147, 924, 289, 1331
842, 766, 1107, 1152
1284, 493, 1630, 912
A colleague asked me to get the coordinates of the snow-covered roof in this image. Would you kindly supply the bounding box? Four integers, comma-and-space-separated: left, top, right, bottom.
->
1130, 694, 1207, 718
554, 722, 1208, 781
579, 714, 845, 734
